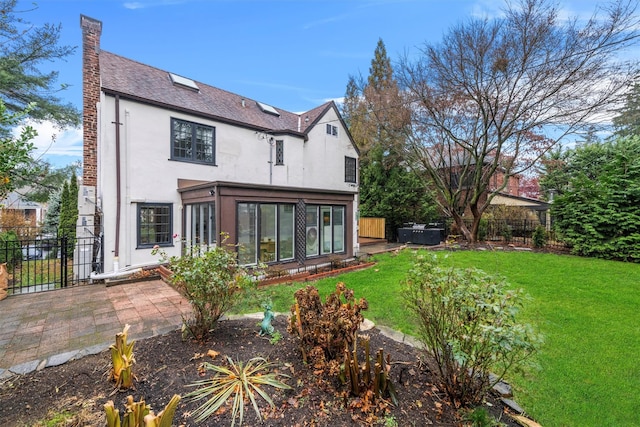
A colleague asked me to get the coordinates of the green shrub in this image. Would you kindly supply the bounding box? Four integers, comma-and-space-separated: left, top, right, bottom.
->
477, 218, 488, 242
551, 137, 640, 261
500, 224, 512, 243
403, 253, 541, 407
154, 238, 260, 341
532, 225, 548, 248
462, 406, 505, 427
0, 230, 21, 267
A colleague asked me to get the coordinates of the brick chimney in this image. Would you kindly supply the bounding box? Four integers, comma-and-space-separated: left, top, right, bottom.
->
80, 15, 102, 187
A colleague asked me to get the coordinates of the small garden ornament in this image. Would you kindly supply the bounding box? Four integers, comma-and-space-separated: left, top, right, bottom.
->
260, 304, 276, 336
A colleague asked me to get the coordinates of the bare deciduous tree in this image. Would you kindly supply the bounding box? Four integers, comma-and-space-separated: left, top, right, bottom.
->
397, 0, 640, 242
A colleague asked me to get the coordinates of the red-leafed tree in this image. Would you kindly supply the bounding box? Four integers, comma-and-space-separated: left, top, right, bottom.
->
519, 175, 541, 200
397, 0, 640, 242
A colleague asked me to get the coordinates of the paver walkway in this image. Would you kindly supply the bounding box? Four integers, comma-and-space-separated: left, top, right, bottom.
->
0, 279, 190, 375
0, 241, 403, 377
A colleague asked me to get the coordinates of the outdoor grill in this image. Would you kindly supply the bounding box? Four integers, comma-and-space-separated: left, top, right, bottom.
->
397, 224, 444, 245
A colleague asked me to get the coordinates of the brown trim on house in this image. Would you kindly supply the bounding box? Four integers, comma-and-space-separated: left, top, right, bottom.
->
178, 180, 357, 196
178, 182, 356, 265
102, 90, 309, 140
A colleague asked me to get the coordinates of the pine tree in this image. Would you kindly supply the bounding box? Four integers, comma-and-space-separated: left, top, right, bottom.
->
58, 180, 70, 237
66, 172, 79, 257
613, 80, 640, 138
0, 0, 80, 133
43, 187, 62, 234
343, 39, 437, 240
57, 176, 79, 257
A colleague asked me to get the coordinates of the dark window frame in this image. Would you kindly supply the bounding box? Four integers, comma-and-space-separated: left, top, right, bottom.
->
275, 139, 284, 165
137, 203, 173, 248
305, 204, 347, 258
326, 123, 338, 136
345, 156, 357, 183
236, 202, 296, 265
170, 117, 216, 165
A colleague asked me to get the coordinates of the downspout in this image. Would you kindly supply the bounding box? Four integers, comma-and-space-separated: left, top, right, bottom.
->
268, 137, 274, 185
113, 95, 122, 270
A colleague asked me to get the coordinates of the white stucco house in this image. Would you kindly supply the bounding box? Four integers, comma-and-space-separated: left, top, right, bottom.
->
80, 16, 359, 275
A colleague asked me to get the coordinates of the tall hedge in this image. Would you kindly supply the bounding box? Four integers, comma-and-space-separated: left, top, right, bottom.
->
552, 137, 640, 261
57, 173, 79, 257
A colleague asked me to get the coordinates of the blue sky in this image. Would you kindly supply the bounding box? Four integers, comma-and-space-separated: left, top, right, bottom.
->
16, 0, 621, 168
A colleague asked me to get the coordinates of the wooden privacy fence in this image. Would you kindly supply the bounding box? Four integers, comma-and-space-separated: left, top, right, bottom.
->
359, 217, 386, 239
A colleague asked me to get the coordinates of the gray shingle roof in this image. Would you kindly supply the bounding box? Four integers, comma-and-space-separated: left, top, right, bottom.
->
99, 50, 330, 135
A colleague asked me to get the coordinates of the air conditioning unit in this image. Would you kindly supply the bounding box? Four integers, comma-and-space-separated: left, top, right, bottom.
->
78, 185, 96, 216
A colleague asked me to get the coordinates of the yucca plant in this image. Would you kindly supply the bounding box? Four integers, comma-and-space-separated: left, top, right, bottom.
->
104, 394, 181, 427
109, 324, 136, 389
185, 356, 292, 426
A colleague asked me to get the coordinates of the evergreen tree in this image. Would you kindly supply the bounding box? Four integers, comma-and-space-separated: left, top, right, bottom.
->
57, 174, 78, 256
14, 160, 81, 204
43, 187, 62, 234
553, 137, 640, 261
343, 39, 436, 240
0, 100, 36, 199
0, 0, 80, 133
612, 80, 640, 138
58, 180, 70, 236
69, 171, 78, 223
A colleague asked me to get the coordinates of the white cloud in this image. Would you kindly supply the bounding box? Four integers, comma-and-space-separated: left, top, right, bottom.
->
14, 120, 83, 162
123, 2, 146, 9
302, 13, 350, 30
469, 0, 504, 20
123, 0, 188, 10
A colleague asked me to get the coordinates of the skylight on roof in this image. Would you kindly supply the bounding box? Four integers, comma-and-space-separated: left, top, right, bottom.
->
169, 72, 199, 91
256, 101, 280, 116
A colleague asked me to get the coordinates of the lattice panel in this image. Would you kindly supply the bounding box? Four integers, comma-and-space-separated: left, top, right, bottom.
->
295, 199, 307, 265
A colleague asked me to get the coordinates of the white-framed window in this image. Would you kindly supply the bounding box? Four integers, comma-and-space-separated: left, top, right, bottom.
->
171, 118, 215, 164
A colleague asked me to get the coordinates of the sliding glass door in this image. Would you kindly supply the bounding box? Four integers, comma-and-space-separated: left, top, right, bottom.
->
237, 202, 296, 265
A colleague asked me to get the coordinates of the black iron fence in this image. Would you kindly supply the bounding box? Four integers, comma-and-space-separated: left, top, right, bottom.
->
461, 218, 567, 249
0, 227, 99, 295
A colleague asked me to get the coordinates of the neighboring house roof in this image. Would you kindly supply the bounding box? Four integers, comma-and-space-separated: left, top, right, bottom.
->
0, 191, 43, 209
100, 51, 329, 137
490, 192, 549, 210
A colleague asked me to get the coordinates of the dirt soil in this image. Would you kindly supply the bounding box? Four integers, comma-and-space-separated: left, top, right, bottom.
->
0, 316, 523, 427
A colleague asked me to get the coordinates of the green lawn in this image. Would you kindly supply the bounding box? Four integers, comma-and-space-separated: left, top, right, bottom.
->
13, 259, 67, 288
238, 249, 640, 426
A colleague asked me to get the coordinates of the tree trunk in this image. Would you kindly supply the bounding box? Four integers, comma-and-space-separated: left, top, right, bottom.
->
469, 203, 484, 244
452, 211, 472, 243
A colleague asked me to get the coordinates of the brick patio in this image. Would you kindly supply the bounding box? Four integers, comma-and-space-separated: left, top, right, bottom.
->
0, 280, 190, 371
